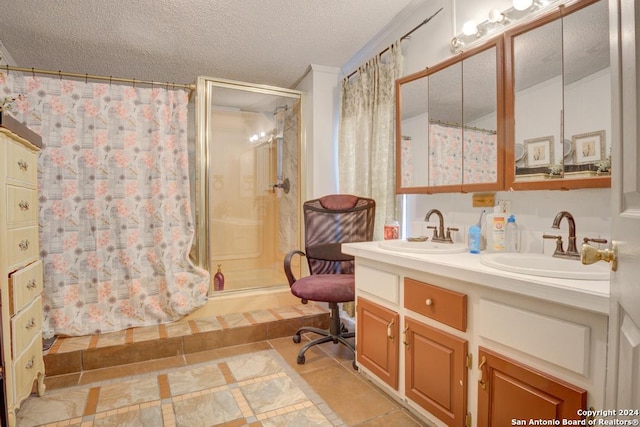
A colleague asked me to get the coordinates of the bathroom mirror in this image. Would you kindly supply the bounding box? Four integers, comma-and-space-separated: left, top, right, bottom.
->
506, 0, 611, 190
396, 40, 502, 193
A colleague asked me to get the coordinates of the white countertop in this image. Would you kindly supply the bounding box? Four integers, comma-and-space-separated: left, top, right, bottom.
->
342, 241, 610, 315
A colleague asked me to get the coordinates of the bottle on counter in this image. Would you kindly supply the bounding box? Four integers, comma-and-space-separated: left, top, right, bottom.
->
486, 206, 507, 253
505, 215, 520, 253
384, 219, 400, 240
469, 209, 485, 254
214, 264, 225, 291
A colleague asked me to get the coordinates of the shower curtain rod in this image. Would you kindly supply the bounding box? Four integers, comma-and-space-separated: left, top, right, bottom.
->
429, 118, 497, 135
1, 65, 195, 91
345, 7, 443, 80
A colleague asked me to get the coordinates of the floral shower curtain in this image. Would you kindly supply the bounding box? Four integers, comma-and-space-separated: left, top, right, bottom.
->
428, 123, 497, 186
1, 71, 210, 336
338, 42, 403, 240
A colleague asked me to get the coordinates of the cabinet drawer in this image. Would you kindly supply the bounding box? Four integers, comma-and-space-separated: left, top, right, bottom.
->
404, 278, 467, 332
11, 296, 42, 358
6, 140, 38, 185
6, 226, 39, 270
355, 264, 399, 304
7, 185, 38, 226
14, 334, 44, 406
9, 260, 43, 315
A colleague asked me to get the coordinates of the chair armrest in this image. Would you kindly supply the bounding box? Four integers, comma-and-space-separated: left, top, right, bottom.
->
284, 250, 306, 286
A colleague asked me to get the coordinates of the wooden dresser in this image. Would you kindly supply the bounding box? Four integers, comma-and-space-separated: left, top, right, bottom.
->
0, 114, 45, 426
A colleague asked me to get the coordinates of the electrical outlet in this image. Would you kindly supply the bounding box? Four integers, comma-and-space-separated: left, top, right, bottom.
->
498, 200, 511, 213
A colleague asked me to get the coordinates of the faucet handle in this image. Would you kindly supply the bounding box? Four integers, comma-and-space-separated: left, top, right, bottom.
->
445, 227, 458, 242
583, 237, 608, 245
427, 225, 438, 239
543, 234, 564, 254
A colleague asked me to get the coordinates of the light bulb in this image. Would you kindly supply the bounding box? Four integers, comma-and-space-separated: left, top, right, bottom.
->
462, 20, 478, 36
488, 9, 505, 23
513, 0, 533, 11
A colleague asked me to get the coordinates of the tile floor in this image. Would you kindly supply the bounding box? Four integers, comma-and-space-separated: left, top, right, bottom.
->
17, 304, 430, 426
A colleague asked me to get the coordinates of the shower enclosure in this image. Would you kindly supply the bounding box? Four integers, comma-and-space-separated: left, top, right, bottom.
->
192, 77, 304, 294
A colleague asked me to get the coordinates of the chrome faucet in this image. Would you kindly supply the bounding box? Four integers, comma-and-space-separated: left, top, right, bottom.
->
424, 209, 457, 243
543, 211, 580, 260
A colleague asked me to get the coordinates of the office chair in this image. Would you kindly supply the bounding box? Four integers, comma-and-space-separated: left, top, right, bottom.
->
284, 194, 375, 369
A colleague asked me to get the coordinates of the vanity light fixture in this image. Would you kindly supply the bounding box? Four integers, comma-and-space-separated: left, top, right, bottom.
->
462, 20, 480, 36
450, 0, 559, 53
513, 0, 534, 11
487, 9, 507, 24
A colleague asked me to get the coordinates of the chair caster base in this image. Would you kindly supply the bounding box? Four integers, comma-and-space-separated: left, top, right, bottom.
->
297, 354, 306, 365
293, 334, 301, 344
352, 360, 358, 370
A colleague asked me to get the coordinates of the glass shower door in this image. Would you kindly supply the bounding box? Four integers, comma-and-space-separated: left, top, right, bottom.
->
193, 77, 303, 294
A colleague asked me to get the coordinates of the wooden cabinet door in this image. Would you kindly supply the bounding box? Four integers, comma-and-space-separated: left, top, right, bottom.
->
478, 347, 586, 426
404, 317, 467, 427
356, 297, 399, 389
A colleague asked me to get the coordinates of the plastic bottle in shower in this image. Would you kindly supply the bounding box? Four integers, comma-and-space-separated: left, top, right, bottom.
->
214, 264, 225, 291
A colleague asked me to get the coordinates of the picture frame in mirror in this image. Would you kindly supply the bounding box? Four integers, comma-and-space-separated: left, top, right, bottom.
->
572, 130, 606, 165
524, 135, 554, 167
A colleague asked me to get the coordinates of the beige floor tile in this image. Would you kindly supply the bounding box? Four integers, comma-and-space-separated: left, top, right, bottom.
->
184, 341, 272, 365
132, 325, 160, 342
56, 335, 92, 353
95, 329, 126, 348
165, 320, 193, 338
301, 364, 401, 426
357, 408, 432, 426
247, 308, 279, 323
79, 356, 185, 385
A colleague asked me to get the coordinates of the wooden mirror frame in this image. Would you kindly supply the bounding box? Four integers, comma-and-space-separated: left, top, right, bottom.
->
395, 37, 504, 194
504, 0, 611, 191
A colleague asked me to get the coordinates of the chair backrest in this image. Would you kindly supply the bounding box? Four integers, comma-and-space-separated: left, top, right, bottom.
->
302, 194, 375, 275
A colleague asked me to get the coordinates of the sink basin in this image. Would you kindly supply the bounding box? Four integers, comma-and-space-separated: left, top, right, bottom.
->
480, 253, 609, 280
379, 239, 468, 254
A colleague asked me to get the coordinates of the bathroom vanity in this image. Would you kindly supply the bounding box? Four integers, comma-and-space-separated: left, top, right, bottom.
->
343, 241, 609, 427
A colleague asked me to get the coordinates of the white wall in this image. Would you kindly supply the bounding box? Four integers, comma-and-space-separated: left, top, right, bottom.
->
333, 0, 611, 246
295, 64, 341, 200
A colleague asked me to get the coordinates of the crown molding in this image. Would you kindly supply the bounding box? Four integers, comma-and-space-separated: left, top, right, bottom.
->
0, 39, 17, 66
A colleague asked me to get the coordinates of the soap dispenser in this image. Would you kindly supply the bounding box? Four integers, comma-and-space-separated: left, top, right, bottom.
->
468, 209, 485, 254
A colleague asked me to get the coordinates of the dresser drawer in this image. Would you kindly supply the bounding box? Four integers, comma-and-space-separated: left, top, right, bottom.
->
13, 334, 44, 405
9, 260, 43, 315
7, 226, 39, 271
404, 278, 467, 331
11, 296, 42, 358
6, 185, 38, 227
6, 139, 38, 185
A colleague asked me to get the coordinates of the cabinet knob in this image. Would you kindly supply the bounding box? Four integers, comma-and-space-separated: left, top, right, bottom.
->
19, 200, 30, 211
17, 159, 29, 171
27, 279, 37, 289
25, 317, 37, 330
25, 356, 35, 370
19, 240, 30, 251
425, 298, 433, 306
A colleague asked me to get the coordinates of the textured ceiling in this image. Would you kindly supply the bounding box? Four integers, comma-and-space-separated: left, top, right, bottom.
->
0, 0, 416, 89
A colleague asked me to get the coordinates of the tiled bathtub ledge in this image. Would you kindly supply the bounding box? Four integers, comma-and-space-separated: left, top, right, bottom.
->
44, 304, 330, 376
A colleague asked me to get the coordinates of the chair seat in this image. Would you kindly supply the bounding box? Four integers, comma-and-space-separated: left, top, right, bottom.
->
290, 274, 355, 303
